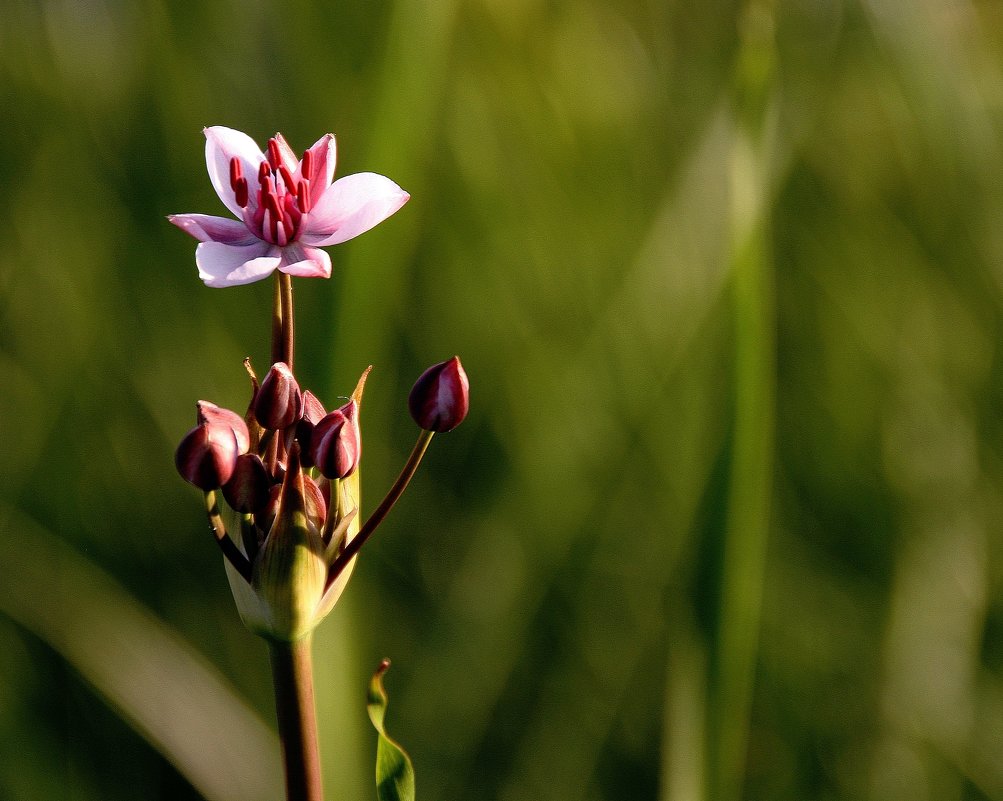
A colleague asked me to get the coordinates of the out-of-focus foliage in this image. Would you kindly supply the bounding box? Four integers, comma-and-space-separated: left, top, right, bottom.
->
1, 0, 1002, 799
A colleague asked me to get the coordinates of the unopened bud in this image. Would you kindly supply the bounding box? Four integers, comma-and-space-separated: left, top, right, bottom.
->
408, 356, 469, 432
175, 423, 240, 489
301, 390, 326, 425
196, 400, 250, 454
311, 400, 361, 479
222, 453, 271, 513
296, 390, 327, 468
254, 362, 302, 430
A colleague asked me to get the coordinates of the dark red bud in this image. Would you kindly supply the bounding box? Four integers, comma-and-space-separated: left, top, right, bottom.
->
222, 453, 271, 513
311, 402, 361, 479
254, 362, 303, 430
301, 390, 326, 425
196, 400, 250, 453
296, 390, 328, 468
175, 423, 240, 490
408, 356, 469, 432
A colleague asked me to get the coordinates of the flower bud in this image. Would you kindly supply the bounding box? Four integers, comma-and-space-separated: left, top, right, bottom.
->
222, 453, 271, 513
175, 423, 240, 489
408, 356, 469, 432
296, 390, 327, 468
311, 400, 361, 479
254, 362, 302, 430
196, 400, 250, 454
301, 390, 327, 425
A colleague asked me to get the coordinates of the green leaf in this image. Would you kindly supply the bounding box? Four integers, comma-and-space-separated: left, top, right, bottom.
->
367, 659, 416, 801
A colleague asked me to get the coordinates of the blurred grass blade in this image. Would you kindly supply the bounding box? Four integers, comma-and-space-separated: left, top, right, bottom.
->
329, 0, 461, 391
708, 4, 778, 801
367, 659, 416, 801
0, 504, 283, 801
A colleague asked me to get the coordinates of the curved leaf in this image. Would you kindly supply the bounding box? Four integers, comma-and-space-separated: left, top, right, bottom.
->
367, 659, 416, 801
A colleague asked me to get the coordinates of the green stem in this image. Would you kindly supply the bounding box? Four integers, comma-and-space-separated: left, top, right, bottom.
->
269, 636, 324, 801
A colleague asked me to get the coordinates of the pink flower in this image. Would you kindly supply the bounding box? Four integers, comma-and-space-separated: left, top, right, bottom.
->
169, 126, 409, 288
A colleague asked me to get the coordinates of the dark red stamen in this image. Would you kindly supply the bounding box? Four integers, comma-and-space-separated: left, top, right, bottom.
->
267, 138, 282, 170
296, 180, 311, 213
247, 145, 313, 244
284, 195, 302, 237
265, 193, 282, 219
229, 157, 243, 190
301, 149, 314, 182
235, 177, 249, 208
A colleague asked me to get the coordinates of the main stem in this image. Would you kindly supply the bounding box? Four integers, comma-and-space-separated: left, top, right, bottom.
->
269, 272, 296, 472
272, 272, 295, 369
268, 273, 320, 800
270, 636, 324, 801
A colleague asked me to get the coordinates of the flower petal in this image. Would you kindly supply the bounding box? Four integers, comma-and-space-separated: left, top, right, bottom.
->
278, 244, 332, 279
168, 214, 257, 244
196, 241, 281, 287
302, 134, 337, 205
299, 172, 409, 247
204, 126, 265, 217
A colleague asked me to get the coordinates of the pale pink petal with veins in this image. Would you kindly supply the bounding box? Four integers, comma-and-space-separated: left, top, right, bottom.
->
196, 241, 280, 287
204, 127, 265, 217
279, 244, 332, 279
301, 134, 337, 206
168, 214, 258, 244
300, 173, 410, 247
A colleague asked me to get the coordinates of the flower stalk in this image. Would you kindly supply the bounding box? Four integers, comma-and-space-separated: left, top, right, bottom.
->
204, 490, 252, 582
171, 126, 468, 801
277, 272, 295, 369
270, 636, 324, 801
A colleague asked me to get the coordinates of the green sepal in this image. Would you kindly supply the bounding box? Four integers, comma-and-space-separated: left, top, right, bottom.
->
367, 659, 415, 801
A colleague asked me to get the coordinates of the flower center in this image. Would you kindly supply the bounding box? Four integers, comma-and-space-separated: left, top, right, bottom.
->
230, 138, 315, 247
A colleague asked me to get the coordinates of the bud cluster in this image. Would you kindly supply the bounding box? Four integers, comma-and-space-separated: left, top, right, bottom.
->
175, 356, 469, 641
177, 361, 363, 497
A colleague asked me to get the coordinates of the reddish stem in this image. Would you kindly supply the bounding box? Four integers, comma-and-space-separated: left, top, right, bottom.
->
270, 637, 324, 801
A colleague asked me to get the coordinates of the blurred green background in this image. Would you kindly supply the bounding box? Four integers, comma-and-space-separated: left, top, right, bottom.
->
2, 0, 1003, 799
